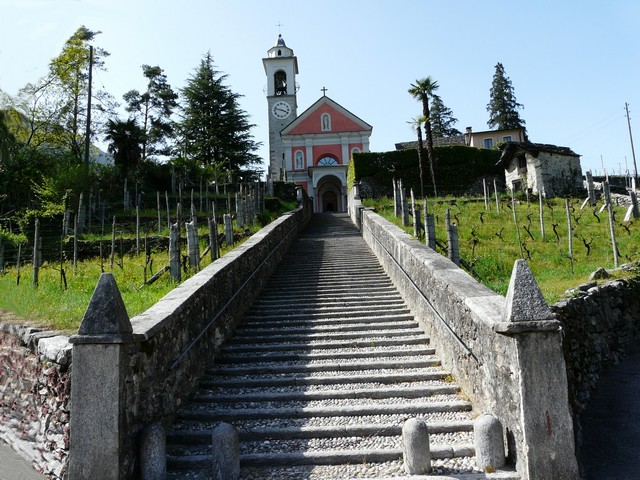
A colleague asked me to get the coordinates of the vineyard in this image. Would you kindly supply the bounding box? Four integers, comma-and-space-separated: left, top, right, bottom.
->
365, 192, 640, 303
0, 192, 296, 331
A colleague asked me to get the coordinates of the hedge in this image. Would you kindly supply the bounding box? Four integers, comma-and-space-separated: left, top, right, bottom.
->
349, 146, 503, 197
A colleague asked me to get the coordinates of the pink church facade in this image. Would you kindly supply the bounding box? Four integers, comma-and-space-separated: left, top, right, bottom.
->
281, 96, 372, 213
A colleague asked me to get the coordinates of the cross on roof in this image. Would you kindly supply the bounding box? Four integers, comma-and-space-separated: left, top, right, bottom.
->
276, 22, 284, 34
321, 86, 328, 96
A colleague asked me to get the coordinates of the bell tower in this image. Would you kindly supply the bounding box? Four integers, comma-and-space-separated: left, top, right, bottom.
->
263, 34, 298, 180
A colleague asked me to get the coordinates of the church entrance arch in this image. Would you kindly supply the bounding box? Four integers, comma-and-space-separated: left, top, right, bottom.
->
316, 174, 344, 213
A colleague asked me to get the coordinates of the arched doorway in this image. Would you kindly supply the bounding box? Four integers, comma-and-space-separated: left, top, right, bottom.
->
316, 175, 344, 213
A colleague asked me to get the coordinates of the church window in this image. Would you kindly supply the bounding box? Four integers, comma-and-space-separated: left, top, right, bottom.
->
295, 151, 304, 169
274, 71, 287, 95
317, 156, 339, 166
321, 113, 331, 131
351, 147, 360, 156
278, 49, 282, 56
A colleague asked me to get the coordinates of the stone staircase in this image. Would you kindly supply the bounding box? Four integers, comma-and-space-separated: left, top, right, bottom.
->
166, 213, 517, 479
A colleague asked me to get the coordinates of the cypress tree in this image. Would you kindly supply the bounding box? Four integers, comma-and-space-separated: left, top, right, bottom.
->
430, 94, 461, 138
486, 62, 526, 131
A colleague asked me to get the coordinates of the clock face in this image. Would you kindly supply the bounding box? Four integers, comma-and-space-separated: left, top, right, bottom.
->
272, 101, 292, 119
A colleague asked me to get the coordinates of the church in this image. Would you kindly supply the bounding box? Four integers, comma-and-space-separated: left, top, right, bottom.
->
263, 34, 373, 213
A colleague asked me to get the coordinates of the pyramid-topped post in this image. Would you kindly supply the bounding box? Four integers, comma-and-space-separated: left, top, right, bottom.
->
77, 272, 132, 336
503, 259, 554, 323
494, 260, 579, 479
69, 273, 135, 479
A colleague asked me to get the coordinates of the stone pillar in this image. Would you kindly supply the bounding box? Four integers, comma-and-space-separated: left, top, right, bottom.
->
235, 193, 244, 228
224, 214, 233, 246
494, 260, 579, 480
169, 223, 181, 283
586, 170, 596, 206
401, 185, 410, 227
393, 178, 400, 218
424, 213, 436, 250
68, 273, 134, 480
185, 220, 200, 271
445, 209, 460, 266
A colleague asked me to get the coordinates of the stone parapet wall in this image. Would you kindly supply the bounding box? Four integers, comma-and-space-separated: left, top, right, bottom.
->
349, 193, 578, 480
0, 323, 71, 478
552, 276, 640, 414
69, 204, 310, 478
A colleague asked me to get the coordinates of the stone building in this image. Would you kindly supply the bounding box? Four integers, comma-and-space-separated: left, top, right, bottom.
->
498, 141, 583, 196
263, 34, 372, 212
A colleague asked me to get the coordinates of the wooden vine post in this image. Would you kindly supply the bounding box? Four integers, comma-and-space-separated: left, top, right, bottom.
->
33, 218, 40, 287
565, 198, 574, 273
604, 180, 620, 268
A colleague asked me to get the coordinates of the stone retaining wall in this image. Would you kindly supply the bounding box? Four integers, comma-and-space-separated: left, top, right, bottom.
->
552, 275, 640, 414
0, 323, 71, 478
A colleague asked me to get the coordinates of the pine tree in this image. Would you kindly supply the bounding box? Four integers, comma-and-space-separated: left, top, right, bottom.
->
179, 52, 260, 182
486, 62, 525, 130
430, 94, 461, 138
123, 65, 178, 161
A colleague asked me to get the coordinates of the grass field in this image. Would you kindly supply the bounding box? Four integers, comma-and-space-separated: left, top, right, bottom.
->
0, 215, 275, 332
364, 195, 640, 303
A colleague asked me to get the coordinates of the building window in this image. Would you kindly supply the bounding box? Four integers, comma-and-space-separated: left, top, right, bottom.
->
321, 113, 331, 131
274, 71, 287, 95
517, 155, 527, 173
483, 138, 493, 149
317, 156, 338, 166
503, 136, 512, 142
351, 147, 360, 157
295, 150, 304, 169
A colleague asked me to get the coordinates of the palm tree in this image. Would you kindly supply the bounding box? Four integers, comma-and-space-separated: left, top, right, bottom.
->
408, 77, 439, 196
104, 118, 144, 179
408, 116, 437, 198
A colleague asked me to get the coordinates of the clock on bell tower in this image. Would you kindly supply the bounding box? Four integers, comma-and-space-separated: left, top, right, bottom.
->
263, 34, 298, 180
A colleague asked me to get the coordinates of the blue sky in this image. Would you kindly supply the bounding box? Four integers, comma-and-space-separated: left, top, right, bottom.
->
1, 0, 639, 177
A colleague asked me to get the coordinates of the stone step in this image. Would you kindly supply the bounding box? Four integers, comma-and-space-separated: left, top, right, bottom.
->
244, 303, 410, 320
190, 384, 458, 404
225, 327, 426, 345
167, 420, 474, 444
200, 370, 448, 389
177, 400, 472, 422
220, 336, 430, 353
217, 346, 436, 363
233, 318, 417, 337
167, 445, 475, 470
250, 296, 404, 310
260, 279, 393, 292
209, 358, 441, 376
253, 286, 400, 301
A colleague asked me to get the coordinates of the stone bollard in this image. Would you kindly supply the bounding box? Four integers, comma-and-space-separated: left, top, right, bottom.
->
402, 418, 431, 474
474, 414, 505, 471
212, 422, 240, 480
140, 424, 166, 480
